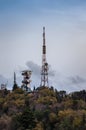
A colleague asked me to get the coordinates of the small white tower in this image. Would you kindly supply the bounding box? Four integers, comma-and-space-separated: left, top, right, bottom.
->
21, 70, 32, 92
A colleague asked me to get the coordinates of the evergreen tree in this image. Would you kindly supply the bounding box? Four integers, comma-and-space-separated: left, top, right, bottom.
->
13, 107, 36, 130
20, 107, 36, 129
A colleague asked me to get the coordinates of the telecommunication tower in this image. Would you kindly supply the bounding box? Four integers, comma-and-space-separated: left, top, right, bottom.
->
13, 72, 18, 91
40, 27, 49, 87
0, 84, 6, 90
21, 70, 32, 92
14, 72, 17, 85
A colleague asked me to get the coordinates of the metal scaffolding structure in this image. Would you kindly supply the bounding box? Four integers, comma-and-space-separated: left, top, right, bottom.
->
21, 70, 32, 92
40, 27, 49, 87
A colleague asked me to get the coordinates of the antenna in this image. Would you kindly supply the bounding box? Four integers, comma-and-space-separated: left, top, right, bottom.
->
40, 27, 49, 87
14, 72, 16, 85
21, 70, 32, 92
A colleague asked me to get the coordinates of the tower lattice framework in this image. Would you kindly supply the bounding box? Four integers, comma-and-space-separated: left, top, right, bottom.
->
41, 27, 49, 87
21, 70, 32, 92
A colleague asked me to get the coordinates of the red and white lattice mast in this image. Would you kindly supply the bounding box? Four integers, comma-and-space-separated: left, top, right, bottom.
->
40, 27, 49, 87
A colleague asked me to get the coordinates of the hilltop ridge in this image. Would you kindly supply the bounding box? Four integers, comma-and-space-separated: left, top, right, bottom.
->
0, 87, 86, 130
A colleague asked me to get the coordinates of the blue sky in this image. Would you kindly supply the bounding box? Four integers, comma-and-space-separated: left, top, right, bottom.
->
0, 0, 86, 92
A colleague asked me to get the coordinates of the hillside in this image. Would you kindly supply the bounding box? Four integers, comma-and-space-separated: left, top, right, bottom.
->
0, 87, 86, 130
